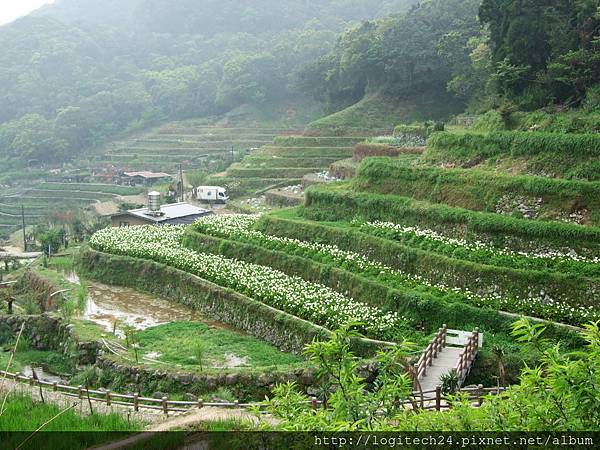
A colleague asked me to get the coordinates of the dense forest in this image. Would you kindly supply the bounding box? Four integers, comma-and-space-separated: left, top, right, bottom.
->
302, 0, 600, 113
0, 0, 598, 167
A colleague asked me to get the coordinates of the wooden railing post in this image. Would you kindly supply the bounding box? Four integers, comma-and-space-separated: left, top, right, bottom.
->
413, 363, 419, 386
133, 393, 139, 412
106, 389, 111, 406
53, 381, 58, 392
311, 397, 318, 414
435, 385, 442, 411
78, 385, 84, 400
29, 376, 34, 386
162, 397, 168, 417
197, 398, 204, 409
477, 384, 484, 406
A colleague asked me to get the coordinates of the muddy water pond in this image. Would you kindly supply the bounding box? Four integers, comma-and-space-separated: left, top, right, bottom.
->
82, 281, 239, 335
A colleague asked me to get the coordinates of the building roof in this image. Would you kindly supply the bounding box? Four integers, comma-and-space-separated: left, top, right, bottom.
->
123, 171, 172, 179
114, 202, 212, 224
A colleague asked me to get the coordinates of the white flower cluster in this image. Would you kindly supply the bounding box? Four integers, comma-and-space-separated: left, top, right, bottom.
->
192, 215, 599, 325
360, 220, 600, 264
89, 225, 403, 340
193, 214, 394, 274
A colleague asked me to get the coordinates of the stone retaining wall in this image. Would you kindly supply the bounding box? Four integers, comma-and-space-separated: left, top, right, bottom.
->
0, 314, 99, 365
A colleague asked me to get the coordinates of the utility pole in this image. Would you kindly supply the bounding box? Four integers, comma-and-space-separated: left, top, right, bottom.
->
21, 205, 26, 252
179, 164, 184, 202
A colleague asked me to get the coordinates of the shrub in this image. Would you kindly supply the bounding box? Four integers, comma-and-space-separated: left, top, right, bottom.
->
472, 111, 506, 132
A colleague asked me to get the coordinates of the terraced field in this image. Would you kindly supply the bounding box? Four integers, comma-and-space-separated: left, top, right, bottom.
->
100, 122, 290, 172
162, 127, 596, 383
83, 127, 592, 386
0, 183, 144, 238
212, 135, 365, 197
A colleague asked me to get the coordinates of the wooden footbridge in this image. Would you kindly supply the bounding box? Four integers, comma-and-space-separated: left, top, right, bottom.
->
413, 325, 482, 392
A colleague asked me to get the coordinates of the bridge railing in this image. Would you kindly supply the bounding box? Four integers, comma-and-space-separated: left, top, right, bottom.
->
455, 328, 480, 386
413, 324, 447, 384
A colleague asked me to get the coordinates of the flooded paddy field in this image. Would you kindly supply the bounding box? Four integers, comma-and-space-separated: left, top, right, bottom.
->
78, 280, 301, 371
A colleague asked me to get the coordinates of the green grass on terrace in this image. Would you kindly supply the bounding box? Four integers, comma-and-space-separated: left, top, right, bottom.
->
274, 135, 365, 147
227, 166, 321, 179
258, 146, 355, 159
240, 156, 340, 168
21, 189, 115, 201
36, 183, 144, 196
126, 321, 302, 372
0, 349, 73, 376
0, 393, 141, 436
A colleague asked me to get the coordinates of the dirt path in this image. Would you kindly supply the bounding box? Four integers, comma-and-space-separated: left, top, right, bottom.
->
88, 406, 278, 450
148, 406, 265, 431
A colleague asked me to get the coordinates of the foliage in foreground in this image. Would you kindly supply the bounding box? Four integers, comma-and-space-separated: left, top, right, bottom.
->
263, 321, 600, 431
0, 394, 141, 432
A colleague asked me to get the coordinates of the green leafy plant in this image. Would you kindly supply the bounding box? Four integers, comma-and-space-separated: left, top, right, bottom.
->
440, 369, 460, 394
193, 341, 207, 371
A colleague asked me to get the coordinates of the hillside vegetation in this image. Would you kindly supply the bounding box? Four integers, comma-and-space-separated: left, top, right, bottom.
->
0, 0, 415, 169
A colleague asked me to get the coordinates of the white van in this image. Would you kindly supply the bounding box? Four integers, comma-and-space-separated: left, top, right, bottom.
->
196, 186, 229, 204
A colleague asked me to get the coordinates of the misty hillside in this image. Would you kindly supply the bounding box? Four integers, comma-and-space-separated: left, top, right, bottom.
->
0, 0, 415, 166
35, 0, 414, 34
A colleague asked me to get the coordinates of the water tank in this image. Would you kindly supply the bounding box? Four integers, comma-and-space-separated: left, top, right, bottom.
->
147, 191, 161, 213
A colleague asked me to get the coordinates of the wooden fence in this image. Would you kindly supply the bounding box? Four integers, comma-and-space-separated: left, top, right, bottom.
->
456, 328, 480, 385
413, 324, 448, 383
1, 368, 507, 416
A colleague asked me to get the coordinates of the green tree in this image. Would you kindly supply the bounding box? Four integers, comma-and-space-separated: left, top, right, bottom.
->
39, 228, 62, 256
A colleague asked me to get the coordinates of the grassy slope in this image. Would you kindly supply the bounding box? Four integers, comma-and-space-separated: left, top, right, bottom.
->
0, 393, 140, 433
306, 91, 464, 133
352, 157, 600, 225
130, 321, 302, 371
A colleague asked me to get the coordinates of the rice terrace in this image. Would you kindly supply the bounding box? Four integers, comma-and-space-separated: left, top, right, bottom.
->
0, 0, 599, 449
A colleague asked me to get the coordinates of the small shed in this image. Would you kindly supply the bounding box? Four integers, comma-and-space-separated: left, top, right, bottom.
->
111, 202, 213, 227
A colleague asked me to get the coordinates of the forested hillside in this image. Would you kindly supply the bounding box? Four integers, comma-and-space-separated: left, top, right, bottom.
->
0, 0, 415, 167
0, 0, 598, 169
300, 0, 600, 116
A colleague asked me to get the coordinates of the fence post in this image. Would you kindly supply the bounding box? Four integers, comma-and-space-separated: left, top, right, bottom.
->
162, 397, 168, 417
133, 393, 139, 412
435, 385, 442, 411
477, 384, 484, 407
311, 397, 318, 414
106, 389, 111, 406
53, 381, 58, 392
29, 376, 34, 386
78, 385, 84, 400
197, 398, 204, 409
